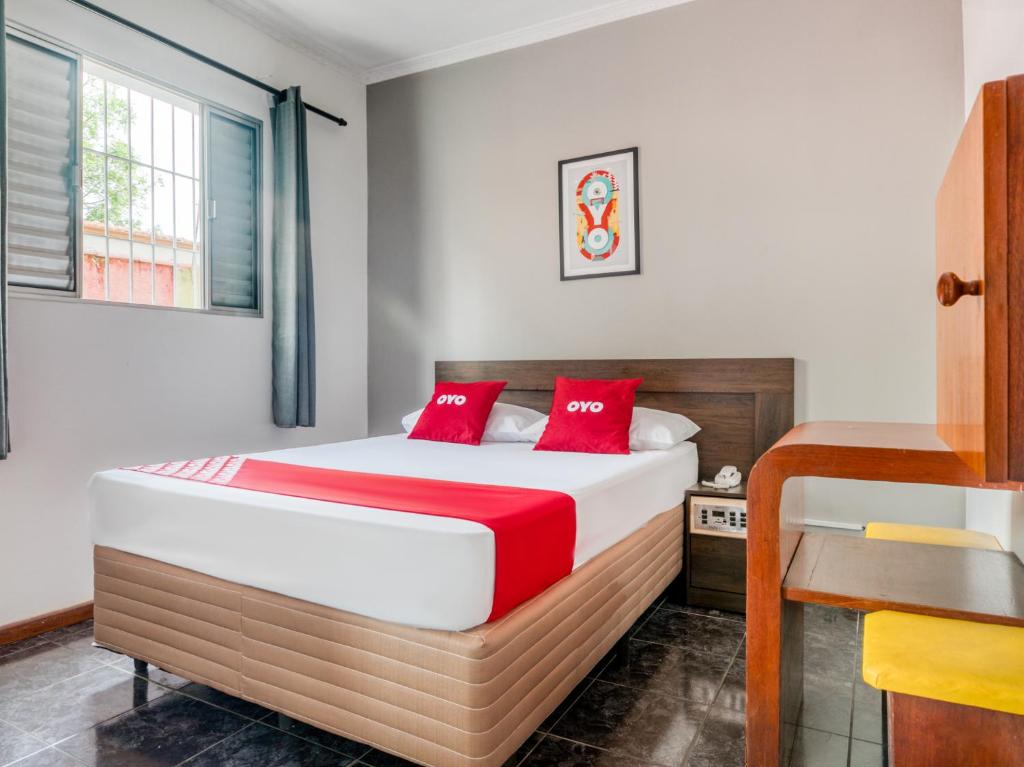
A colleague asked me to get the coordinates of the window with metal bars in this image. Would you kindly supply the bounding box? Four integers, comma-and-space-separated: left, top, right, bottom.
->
5, 29, 262, 315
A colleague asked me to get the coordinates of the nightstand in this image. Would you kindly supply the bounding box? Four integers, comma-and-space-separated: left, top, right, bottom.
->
683, 483, 747, 614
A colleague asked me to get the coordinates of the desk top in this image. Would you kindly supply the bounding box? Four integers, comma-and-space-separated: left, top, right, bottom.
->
782, 533, 1024, 628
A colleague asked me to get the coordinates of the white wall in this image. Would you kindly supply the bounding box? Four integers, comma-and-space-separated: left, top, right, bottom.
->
367, 0, 967, 528
0, 0, 368, 626
961, 0, 1024, 555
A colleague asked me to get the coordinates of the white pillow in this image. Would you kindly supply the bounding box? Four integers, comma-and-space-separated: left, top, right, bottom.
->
629, 406, 700, 450
402, 402, 546, 443
522, 406, 700, 451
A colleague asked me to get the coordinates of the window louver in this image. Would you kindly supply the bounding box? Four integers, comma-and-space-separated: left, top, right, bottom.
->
208, 109, 259, 311
6, 36, 77, 291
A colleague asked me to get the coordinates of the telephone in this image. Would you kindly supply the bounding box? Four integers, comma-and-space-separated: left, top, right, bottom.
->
701, 465, 742, 490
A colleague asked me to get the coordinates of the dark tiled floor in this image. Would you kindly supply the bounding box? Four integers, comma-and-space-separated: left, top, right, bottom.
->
0, 603, 879, 766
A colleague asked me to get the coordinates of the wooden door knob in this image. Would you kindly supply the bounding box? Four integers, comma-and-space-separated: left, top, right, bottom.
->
936, 272, 982, 307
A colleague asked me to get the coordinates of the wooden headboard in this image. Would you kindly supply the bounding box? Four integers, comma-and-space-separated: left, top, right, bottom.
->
435, 359, 795, 480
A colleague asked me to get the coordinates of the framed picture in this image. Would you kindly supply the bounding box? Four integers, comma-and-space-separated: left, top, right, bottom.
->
558, 147, 640, 281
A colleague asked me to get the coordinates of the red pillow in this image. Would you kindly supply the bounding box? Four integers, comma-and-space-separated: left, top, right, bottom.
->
408, 381, 507, 445
534, 377, 642, 454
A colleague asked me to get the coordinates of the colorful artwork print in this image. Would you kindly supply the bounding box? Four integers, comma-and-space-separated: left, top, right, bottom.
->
559, 148, 639, 280
575, 170, 620, 261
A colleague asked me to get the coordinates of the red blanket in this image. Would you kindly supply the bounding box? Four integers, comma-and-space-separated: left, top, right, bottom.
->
127, 456, 576, 622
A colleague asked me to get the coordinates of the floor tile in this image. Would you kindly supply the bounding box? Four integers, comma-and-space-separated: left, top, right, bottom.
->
174, 682, 274, 720
537, 677, 596, 733
625, 603, 662, 639
344, 733, 543, 767
793, 676, 854, 736
358, 748, 419, 767
548, 679, 706, 766
0, 644, 106, 701
684, 706, 744, 767
262, 713, 372, 759
55, 692, 251, 766
110, 657, 191, 689
787, 727, 850, 767
50, 636, 121, 667
180, 721, 354, 766
803, 605, 858, 641
596, 639, 731, 704
712, 659, 745, 713
803, 630, 857, 682
0, 664, 172, 745
851, 678, 882, 744
661, 601, 746, 625
519, 735, 660, 766
631, 609, 745, 658
0, 720, 48, 766
37, 622, 93, 644
585, 646, 620, 680
0, 636, 52, 661
8, 747, 85, 766
849, 738, 883, 767
503, 732, 545, 766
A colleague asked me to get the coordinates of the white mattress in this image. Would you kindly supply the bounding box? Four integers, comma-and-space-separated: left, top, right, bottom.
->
89, 435, 697, 631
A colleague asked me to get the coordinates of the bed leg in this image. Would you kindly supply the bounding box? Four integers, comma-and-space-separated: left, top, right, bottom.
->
133, 658, 148, 674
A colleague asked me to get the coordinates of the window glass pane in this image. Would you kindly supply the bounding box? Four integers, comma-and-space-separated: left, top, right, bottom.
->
107, 236, 130, 302
174, 106, 193, 176
107, 156, 130, 235
132, 242, 154, 305
82, 74, 104, 152
193, 114, 202, 180
131, 163, 152, 241
106, 82, 129, 158
82, 234, 106, 300
153, 169, 173, 242
154, 245, 175, 307
175, 249, 197, 309
153, 98, 173, 171
130, 91, 152, 165
174, 174, 194, 250
82, 149, 105, 227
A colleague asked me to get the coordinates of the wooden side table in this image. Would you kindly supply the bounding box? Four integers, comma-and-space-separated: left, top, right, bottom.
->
745, 421, 1024, 767
684, 483, 747, 614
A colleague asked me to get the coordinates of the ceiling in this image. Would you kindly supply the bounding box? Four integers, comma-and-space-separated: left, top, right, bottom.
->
209, 0, 696, 83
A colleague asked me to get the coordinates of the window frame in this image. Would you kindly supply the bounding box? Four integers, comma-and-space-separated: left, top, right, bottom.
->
6, 22, 264, 318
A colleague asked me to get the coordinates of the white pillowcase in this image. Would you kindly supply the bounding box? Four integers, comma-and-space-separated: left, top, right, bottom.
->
402, 403, 546, 443
521, 406, 700, 451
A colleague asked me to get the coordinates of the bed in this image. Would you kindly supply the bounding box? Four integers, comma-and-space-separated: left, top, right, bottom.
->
90, 358, 793, 767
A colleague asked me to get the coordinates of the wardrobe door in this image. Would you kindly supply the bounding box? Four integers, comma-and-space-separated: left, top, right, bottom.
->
935, 79, 1010, 482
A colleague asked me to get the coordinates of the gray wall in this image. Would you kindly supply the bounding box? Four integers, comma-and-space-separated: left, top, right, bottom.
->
367, 0, 966, 525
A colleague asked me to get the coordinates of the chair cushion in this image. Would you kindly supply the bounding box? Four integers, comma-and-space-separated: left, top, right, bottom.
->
863, 611, 1024, 715
865, 522, 1002, 550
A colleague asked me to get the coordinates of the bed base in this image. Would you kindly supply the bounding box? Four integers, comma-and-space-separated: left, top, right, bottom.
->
94, 505, 682, 767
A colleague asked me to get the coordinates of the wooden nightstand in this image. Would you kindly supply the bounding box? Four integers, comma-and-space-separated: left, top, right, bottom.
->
683, 483, 747, 614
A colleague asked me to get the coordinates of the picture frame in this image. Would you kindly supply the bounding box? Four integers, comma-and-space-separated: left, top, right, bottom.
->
558, 147, 640, 281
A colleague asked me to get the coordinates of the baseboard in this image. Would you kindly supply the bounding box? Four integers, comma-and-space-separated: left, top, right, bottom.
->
0, 601, 94, 646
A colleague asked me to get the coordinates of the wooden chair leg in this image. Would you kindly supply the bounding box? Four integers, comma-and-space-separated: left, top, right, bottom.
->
881, 691, 888, 767
887, 692, 1024, 766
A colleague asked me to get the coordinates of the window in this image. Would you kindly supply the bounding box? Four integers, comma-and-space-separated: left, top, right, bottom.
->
82, 62, 203, 307
5, 30, 262, 314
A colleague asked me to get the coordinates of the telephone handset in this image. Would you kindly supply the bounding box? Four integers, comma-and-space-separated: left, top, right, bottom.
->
701, 465, 742, 490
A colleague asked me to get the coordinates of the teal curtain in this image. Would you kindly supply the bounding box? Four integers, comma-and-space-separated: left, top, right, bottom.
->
270, 86, 315, 427
0, 0, 9, 459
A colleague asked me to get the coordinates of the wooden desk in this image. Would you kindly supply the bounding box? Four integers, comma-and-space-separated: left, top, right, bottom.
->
746, 421, 1024, 767
783, 534, 1024, 627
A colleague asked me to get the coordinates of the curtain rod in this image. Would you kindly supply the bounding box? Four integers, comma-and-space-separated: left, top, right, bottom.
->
64, 0, 348, 126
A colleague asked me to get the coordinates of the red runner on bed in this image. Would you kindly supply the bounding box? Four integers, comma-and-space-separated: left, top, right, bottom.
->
127, 456, 576, 622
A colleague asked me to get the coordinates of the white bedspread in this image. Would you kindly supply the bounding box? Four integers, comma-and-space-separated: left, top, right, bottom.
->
89, 435, 697, 630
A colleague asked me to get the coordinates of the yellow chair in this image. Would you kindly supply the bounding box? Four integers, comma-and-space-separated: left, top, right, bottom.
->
860, 523, 1013, 764
862, 611, 1024, 765
864, 522, 1002, 551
